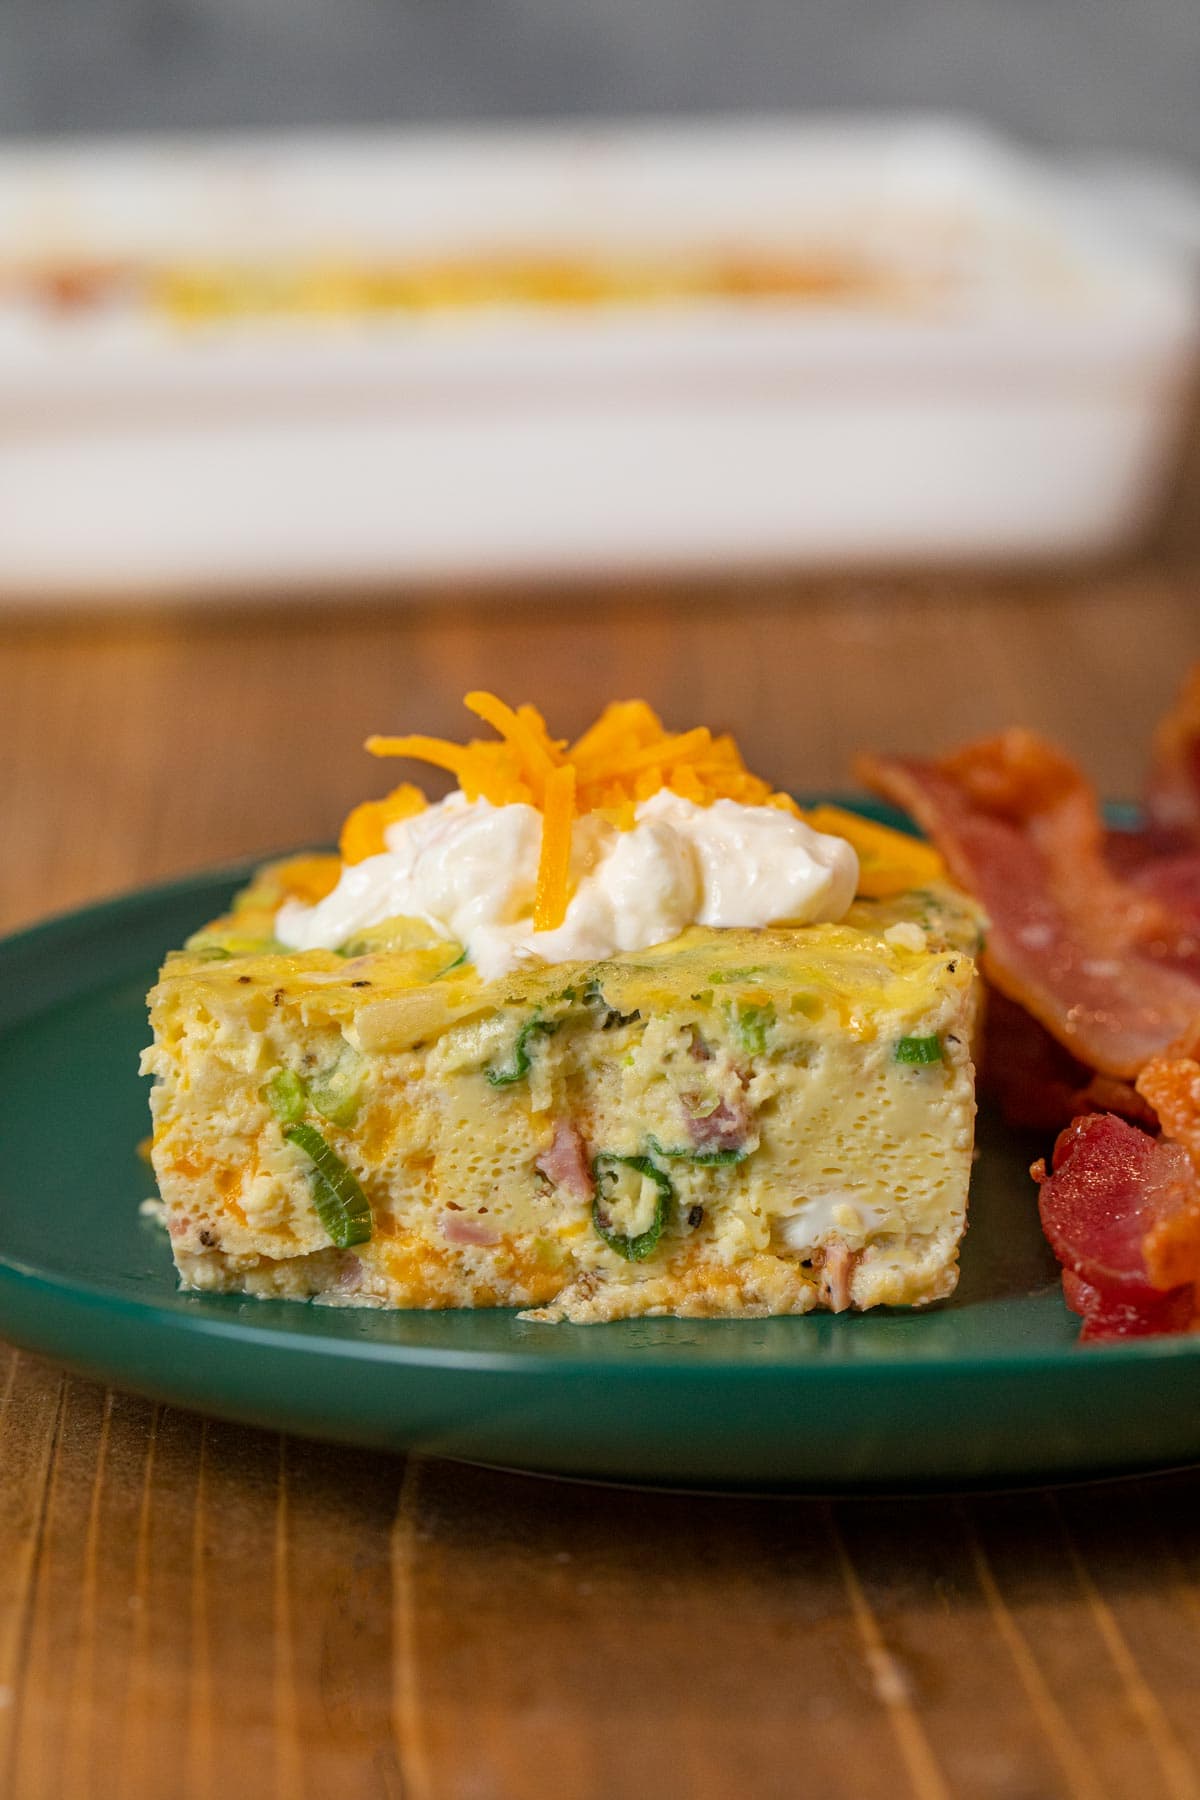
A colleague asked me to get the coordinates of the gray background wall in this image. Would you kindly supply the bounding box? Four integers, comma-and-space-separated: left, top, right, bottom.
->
0, 0, 1196, 162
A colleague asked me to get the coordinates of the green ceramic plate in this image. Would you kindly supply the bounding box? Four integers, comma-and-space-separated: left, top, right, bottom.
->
2, 807, 1198, 1492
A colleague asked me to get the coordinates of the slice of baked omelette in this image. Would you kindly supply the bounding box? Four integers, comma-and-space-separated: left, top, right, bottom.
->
143, 696, 983, 1322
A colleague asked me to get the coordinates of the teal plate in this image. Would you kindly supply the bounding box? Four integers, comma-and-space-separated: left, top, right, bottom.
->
2, 806, 1199, 1492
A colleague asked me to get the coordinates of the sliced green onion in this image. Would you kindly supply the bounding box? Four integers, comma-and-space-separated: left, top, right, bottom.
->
186, 929, 282, 956
731, 1001, 776, 1056
264, 1068, 307, 1124
307, 1046, 364, 1127
581, 978, 640, 1030
486, 1013, 557, 1087
708, 966, 766, 984
895, 1034, 942, 1065
646, 1135, 747, 1167
591, 1154, 672, 1261
437, 946, 469, 976
283, 1123, 373, 1247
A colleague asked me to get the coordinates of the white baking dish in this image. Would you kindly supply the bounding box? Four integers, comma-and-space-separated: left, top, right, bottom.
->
0, 116, 1196, 601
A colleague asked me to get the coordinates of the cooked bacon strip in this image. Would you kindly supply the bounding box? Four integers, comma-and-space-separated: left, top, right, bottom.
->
1105, 807, 1200, 989
980, 991, 1156, 1134
1035, 1113, 1199, 1291
1032, 1112, 1200, 1339
857, 731, 1200, 1078
1117, 856, 1200, 1001
1146, 665, 1200, 844
1060, 1269, 1195, 1342
1136, 1057, 1200, 1181
980, 990, 1093, 1133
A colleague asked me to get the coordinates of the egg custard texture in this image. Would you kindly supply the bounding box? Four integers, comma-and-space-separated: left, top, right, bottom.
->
143, 857, 982, 1322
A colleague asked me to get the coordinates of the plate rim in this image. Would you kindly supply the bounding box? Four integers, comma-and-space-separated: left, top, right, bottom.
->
2, 797, 1196, 1383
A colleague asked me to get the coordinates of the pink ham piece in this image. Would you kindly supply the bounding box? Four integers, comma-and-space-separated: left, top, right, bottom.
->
535, 1120, 595, 1203
817, 1243, 858, 1313
438, 1214, 500, 1247
684, 1095, 748, 1153
333, 1254, 364, 1294
1032, 1112, 1200, 1341
857, 731, 1200, 1079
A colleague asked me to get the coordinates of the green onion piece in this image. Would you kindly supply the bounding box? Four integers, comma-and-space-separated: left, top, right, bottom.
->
581, 978, 640, 1030
186, 929, 282, 955
437, 946, 469, 976
264, 1068, 307, 1124
486, 1013, 556, 1087
895, 1034, 942, 1064
731, 1002, 776, 1056
646, 1135, 747, 1167
283, 1123, 373, 1248
307, 1046, 364, 1127
708, 966, 766, 984
591, 1154, 672, 1261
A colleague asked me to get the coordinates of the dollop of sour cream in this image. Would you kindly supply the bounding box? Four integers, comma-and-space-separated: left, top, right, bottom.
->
276, 789, 859, 981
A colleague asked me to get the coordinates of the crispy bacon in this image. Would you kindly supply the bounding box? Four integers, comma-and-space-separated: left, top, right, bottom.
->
1128, 852, 1200, 924
1136, 1057, 1200, 1185
535, 1120, 595, 1203
1105, 830, 1200, 992
1121, 856, 1200, 996
1060, 1269, 1195, 1341
861, 668, 1200, 1342
980, 989, 1094, 1133
857, 732, 1200, 1079
980, 991, 1157, 1134
1146, 666, 1200, 845
1032, 1112, 1200, 1340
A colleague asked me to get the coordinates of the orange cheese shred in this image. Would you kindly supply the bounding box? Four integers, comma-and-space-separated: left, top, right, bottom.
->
568, 700, 662, 765
366, 733, 474, 778
573, 725, 713, 793
801, 804, 945, 897
366, 732, 530, 807
350, 695, 931, 917
463, 691, 562, 804
339, 783, 427, 865
533, 764, 577, 932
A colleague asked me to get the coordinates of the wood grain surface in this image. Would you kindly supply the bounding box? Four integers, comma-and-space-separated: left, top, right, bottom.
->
2, 555, 1200, 1800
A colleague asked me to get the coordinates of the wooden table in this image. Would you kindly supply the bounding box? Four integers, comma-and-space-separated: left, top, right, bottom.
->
2, 550, 1200, 1800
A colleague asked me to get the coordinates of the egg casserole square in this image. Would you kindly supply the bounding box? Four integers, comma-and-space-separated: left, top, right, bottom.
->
143, 858, 981, 1323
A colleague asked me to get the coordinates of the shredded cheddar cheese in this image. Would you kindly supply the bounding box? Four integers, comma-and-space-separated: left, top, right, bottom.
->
339, 783, 428, 866
352, 695, 933, 932
800, 804, 945, 897
463, 691, 563, 805
533, 764, 577, 931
